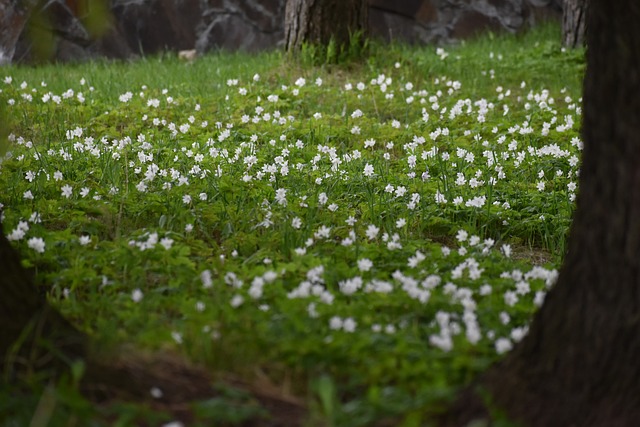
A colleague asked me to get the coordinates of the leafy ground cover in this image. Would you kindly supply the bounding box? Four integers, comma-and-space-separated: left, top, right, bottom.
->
0, 23, 584, 426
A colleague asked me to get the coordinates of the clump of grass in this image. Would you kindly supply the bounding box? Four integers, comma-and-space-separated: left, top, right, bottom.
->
0, 23, 583, 425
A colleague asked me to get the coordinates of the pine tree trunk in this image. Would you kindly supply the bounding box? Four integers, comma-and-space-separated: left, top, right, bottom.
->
0, 225, 86, 377
284, 0, 368, 53
562, 0, 587, 48
444, 1, 640, 425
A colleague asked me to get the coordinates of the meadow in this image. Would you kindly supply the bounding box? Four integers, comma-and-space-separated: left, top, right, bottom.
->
0, 23, 584, 426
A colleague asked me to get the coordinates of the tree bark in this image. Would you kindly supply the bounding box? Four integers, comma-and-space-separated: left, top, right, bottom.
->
284, 0, 368, 54
562, 0, 587, 48
444, 1, 640, 426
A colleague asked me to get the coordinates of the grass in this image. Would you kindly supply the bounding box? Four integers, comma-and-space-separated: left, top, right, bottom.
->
0, 23, 584, 426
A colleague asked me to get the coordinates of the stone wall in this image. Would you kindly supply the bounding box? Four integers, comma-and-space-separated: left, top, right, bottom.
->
1, 0, 562, 64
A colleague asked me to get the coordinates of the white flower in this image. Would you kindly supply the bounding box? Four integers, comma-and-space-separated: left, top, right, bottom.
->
479, 284, 492, 295
171, 331, 182, 344
343, 318, 357, 333
357, 258, 373, 272
363, 163, 374, 177
131, 288, 144, 302
27, 237, 45, 253
511, 326, 528, 342
182, 195, 192, 204
291, 217, 302, 229
119, 92, 133, 103
365, 224, 379, 240
395, 218, 406, 228
136, 181, 148, 192
230, 294, 244, 308
501, 244, 512, 258
61, 184, 73, 199
495, 338, 513, 354
407, 250, 426, 268
160, 237, 174, 250
79, 235, 91, 246
465, 196, 486, 208
314, 225, 331, 239
329, 316, 343, 330
7, 228, 25, 241
275, 188, 287, 206
201, 270, 213, 288
150, 387, 163, 399
456, 229, 468, 242
534, 291, 546, 307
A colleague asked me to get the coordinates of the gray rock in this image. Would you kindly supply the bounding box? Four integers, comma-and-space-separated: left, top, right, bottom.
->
0, 0, 35, 65
4, 0, 561, 65
196, 0, 285, 53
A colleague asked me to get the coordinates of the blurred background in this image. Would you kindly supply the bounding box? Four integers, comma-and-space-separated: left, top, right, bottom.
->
1, 0, 562, 65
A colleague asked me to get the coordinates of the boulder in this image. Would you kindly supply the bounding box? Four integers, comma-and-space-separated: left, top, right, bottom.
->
369, 0, 562, 45
0, 0, 34, 65
3, 0, 562, 65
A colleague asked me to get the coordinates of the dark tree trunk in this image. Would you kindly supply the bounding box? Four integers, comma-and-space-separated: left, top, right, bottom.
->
284, 0, 368, 53
0, 224, 87, 377
444, 1, 640, 426
562, 0, 587, 48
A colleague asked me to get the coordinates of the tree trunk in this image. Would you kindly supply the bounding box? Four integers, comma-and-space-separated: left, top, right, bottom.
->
444, 1, 640, 426
284, 0, 368, 54
0, 224, 87, 378
562, 0, 587, 48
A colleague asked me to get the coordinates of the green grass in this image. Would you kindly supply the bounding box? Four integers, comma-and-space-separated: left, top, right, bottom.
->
0, 23, 584, 426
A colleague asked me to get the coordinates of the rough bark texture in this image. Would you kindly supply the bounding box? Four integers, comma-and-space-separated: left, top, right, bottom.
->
562, 0, 587, 48
284, 0, 368, 53
444, 1, 640, 426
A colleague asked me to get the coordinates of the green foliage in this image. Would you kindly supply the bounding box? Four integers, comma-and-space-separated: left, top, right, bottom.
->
0, 23, 583, 425
297, 30, 369, 66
